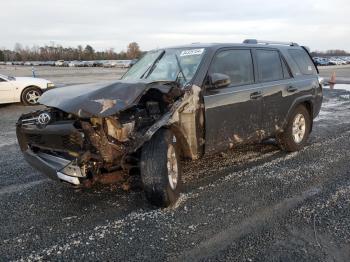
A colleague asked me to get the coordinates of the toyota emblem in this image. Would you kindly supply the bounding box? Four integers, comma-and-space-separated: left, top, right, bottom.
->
37, 112, 51, 125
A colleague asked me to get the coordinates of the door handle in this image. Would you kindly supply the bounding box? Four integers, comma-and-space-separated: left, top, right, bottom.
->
287, 86, 298, 93
250, 91, 262, 99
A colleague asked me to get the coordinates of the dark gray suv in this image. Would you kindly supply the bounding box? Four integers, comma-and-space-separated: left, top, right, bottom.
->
17, 39, 323, 207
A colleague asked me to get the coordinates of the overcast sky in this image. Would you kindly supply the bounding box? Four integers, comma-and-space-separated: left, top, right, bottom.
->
1, 0, 349, 52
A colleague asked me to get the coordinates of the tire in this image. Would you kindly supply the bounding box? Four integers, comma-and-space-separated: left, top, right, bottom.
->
21, 86, 42, 106
277, 104, 311, 152
140, 129, 182, 207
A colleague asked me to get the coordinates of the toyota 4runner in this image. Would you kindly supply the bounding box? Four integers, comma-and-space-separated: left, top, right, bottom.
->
16, 39, 323, 207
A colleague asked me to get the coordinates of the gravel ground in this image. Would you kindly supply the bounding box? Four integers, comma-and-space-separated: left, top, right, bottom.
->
0, 66, 350, 261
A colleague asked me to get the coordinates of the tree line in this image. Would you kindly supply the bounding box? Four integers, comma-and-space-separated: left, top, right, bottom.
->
0, 42, 143, 62
310, 49, 350, 57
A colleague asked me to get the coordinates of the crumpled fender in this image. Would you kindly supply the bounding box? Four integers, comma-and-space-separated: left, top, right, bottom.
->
131, 85, 202, 159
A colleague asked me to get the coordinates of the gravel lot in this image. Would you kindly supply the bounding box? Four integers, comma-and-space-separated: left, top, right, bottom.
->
1, 66, 350, 261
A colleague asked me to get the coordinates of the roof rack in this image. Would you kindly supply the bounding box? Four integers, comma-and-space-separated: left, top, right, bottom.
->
243, 39, 299, 47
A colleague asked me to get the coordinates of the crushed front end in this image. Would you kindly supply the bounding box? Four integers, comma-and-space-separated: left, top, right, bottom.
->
16, 99, 170, 187
16, 79, 204, 188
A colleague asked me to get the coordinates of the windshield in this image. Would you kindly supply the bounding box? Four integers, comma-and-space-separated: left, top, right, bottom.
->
122, 48, 206, 86
0, 74, 14, 81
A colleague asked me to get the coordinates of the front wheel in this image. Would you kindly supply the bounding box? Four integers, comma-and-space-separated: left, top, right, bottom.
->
22, 87, 42, 106
277, 104, 311, 152
140, 129, 182, 207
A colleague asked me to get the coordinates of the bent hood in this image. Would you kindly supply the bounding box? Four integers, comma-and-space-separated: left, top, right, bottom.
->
38, 80, 174, 117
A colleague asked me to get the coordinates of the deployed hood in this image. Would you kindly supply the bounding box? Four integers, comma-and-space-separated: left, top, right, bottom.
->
39, 80, 174, 117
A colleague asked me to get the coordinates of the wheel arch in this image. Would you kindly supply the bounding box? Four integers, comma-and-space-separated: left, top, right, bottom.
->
20, 85, 42, 103
284, 96, 314, 133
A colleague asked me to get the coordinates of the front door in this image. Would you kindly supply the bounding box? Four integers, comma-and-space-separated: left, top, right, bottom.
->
203, 48, 263, 154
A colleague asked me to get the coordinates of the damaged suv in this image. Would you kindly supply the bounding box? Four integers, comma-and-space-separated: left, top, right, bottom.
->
17, 40, 323, 207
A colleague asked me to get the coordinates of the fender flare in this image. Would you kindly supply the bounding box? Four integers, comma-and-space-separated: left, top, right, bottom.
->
283, 95, 314, 132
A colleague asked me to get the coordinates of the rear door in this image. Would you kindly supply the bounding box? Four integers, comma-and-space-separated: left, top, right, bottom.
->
0, 76, 15, 103
203, 48, 264, 153
254, 48, 294, 137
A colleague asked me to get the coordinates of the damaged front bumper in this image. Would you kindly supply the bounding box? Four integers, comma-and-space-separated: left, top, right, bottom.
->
16, 109, 142, 187
22, 149, 83, 185
16, 116, 90, 186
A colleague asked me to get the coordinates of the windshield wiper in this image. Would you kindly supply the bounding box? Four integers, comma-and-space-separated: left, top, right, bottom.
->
174, 54, 187, 84
141, 50, 165, 79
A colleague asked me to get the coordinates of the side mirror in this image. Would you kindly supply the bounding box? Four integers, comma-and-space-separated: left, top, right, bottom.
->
209, 73, 231, 88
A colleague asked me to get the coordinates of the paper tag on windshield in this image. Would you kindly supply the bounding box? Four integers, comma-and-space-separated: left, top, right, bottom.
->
180, 48, 204, 57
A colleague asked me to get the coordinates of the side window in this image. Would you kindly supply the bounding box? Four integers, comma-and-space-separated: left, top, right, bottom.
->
256, 49, 283, 82
0, 78, 6, 82
209, 49, 254, 87
288, 49, 316, 75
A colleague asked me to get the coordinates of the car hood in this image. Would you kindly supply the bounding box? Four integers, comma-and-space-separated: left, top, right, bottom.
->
15, 77, 51, 84
38, 80, 174, 117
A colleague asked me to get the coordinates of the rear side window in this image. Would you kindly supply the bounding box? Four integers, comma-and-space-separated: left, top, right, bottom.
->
209, 49, 254, 86
256, 50, 283, 82
288, 49, 316, 75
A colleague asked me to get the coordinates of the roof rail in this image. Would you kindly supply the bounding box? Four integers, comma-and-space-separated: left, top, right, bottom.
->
243, 39, 299, 47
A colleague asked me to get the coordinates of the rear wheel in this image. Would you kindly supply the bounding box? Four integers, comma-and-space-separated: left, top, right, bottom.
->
140, 129, 182, 207
277, 105, 311, 152
22, 87, 42, 106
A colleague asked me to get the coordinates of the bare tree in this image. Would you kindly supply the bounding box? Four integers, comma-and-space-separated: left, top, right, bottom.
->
84, 45, 95, 60
126, 42, 141, 59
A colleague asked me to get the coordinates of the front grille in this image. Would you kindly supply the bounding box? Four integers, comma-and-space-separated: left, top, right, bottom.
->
26, 133, 83, 152
21, 117, 39, 126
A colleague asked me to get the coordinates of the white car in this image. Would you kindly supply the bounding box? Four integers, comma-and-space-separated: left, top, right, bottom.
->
0, 74, 55, 105
55, 60, 65, 67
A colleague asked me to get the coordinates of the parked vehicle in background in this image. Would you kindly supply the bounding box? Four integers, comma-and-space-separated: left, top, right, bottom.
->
130, 59, 138, 67
102, 60, 117, 68
311, 56, 350, 66
338, 58, 348, 65
94, 61, 104, 67
328, 58, 339, 65
0, 74, 55, 105
16, 39, 323, 207
313, 57, 330, 66
68, 61, 79, 67
115, 60, 133, 68
55, 60, 65, 67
